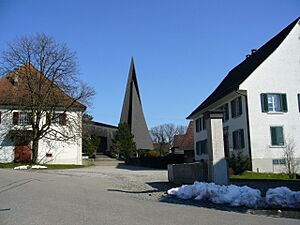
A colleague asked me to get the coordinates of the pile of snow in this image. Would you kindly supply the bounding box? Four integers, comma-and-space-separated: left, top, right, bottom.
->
168, 182, 262, 208
31, 165, 47, 169
14, 165, 30, 170
266, 187, 300, 208
13, 165, 48, 170
168, 182, 300, 209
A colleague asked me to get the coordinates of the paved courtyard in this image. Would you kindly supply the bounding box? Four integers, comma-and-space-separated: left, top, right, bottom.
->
0, 163, 299, 225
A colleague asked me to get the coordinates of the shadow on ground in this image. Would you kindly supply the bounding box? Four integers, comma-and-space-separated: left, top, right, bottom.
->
115, 163, 165, 171
107, 181, 174, 194
108, 180, 300, 220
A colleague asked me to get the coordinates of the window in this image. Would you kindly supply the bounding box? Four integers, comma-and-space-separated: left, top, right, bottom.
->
231, 97, 242, 118
0, 111, 1, 124
46, 112, 67, 126
19, 112, 30, 125
272, 159, 286, 165
59, 113, 67, 126
261, 93, 287, 113
270, 126, 284, 146
200, 140, 208, 154
196, 140, 208, 155
232, 129, 245, 149
52, 113, 60, 124
195, 117, 206, 132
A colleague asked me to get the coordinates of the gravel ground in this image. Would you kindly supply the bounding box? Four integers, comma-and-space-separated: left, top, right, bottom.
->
36, 162, 173, 201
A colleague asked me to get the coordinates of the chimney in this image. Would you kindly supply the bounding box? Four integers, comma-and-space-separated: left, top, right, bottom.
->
251, 49, 257, 54
10, 71, 19, 86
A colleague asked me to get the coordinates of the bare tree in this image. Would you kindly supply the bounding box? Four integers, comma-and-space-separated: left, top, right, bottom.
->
282, 137, 298, 178
0, 34, 94, 163
150, 123, 187, 156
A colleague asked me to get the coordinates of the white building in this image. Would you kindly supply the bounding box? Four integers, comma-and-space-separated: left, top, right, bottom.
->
187, 17, 300, 173
0, 66, 85, 165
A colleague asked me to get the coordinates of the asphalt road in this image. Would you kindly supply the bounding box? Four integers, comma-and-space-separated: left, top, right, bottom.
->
0, 165, 299, 225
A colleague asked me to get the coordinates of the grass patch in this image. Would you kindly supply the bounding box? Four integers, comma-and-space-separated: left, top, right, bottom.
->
230, 171, 299, 181
0, 161, 94, 169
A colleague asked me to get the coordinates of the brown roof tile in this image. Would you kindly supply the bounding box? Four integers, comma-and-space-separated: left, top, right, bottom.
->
0, 65, 86, 110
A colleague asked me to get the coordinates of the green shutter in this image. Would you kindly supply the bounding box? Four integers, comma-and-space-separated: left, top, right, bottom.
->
271, 127, 277, 145
224, 104, 229, 120
231, 100, 235, 118
261, 94, 268, 112
232, 131, 237, 149
240, 129, 245, 148
281, 94, 288, 112
238, 97, 243, 115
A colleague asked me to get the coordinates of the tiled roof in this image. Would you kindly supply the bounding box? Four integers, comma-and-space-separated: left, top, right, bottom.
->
187, 17, 300, 119
172, 121, 194, 150
0, 65, 86, 110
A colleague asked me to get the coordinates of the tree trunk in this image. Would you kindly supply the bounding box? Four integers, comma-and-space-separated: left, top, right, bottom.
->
31, 139, 39, 163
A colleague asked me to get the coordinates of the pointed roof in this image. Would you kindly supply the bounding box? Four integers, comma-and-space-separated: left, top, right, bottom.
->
120, 58, 153, 150
187, 17, 300, 119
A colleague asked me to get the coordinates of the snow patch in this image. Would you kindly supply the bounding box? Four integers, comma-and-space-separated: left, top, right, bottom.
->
14, 165, 30, 170
31, 165, 47, 169
168, 182, 300, 208
168, 182, 261, 208
13, 165, 48, 170
266, 187, 300, 208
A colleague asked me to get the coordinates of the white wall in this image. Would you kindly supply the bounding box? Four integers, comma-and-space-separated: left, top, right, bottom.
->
0, 109, 82, 165
240, 21, 300, 173
194, 94, 250, 161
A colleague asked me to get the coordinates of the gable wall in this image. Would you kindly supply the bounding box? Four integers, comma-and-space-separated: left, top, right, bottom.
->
0, 108, 82, 164
240, 21, 300, 173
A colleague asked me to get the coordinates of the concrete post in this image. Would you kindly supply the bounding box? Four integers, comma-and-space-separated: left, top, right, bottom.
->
204, 110, 228, 185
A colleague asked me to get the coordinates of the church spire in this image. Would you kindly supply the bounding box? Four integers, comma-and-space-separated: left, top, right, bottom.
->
120, 58, 153, 150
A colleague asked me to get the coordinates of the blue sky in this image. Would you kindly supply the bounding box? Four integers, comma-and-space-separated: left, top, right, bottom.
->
0, 0, 299, 128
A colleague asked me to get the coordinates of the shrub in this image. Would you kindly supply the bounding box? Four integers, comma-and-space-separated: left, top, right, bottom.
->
229, 151, 250, 175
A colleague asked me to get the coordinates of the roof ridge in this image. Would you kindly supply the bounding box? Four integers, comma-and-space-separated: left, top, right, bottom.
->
187, 17, 299, 119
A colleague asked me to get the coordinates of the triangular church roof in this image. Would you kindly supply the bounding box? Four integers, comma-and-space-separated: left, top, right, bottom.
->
187, 17, 300, 119
120, 58, 153, 150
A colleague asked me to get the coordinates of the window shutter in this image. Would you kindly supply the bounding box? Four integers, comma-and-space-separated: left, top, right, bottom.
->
27, 113, 32, 124
224, 104, 229, 120
199, 118, 202, 131
238, 97, 243, 115
0, 111, 1, 124
59, 113, 67, 125
281, 94, 288, 112
196, 119, 200, 132
231, 100, 235, 118
270, 127, 276, 145
261, 94, 268, 112
46, 113, 51, 125
240, 129, 245, 148
13, 112, 19, 125
232, 131, 237, 149
298, 94, 300, 112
